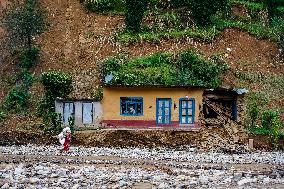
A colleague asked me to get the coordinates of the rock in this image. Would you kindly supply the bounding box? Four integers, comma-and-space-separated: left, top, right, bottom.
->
30, 177, 40, 183
58, 169, 68, 177
237, 178, 257, 186
158, 183, 169, 189
233, 173, 242, 182
119, 180, 128, 187
1, 183, 9, 189
263, 177, 270, 184
72, 184, 80, 189
14, 165, 25, 175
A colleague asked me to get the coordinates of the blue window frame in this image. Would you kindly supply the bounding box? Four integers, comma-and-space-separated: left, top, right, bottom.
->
156, 98, 172, 125
179, 98, 195, 124
120, 97, 143, 116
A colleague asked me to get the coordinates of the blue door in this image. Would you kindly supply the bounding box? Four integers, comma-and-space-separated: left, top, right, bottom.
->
179, 98, 195, 124
156, 98, 171, 125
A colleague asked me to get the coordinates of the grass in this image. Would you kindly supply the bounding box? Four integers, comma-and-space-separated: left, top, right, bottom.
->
247, 126, 284, 138
247, 126, 272, 135
231, 0, 264, 11
115, 0, 284, 44
116, 27, 220, 44
117, 16, 283, 44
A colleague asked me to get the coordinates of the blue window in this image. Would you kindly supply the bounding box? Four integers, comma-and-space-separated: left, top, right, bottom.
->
120, 97, 143, 116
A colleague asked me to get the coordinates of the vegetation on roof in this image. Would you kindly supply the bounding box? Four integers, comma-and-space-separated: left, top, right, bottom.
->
101, 49, 228, 88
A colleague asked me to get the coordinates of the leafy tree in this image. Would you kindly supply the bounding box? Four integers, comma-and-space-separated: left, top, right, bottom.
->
1, 0, 48, 52
264, 0, 281, 22
189, 0, 230, 26
125, 0, 149, 32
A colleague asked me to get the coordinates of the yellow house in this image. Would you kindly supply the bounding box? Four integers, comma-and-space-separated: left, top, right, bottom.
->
101, 86, 204, 129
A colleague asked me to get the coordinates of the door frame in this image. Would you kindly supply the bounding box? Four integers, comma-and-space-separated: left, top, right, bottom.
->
179, 98, 195, 124
156, 98, 172, 125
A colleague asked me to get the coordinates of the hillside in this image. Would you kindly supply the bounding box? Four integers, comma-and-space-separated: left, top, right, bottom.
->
0, 0, 283, 136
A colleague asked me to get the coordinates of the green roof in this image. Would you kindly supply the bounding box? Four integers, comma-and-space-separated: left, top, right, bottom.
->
101, 49, 228, 89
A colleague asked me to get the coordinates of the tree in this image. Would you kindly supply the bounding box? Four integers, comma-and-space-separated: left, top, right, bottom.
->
125, 0, 149, 33
264, 0, 280, 22
1, 0, 48, 52
189, 0, 230, 26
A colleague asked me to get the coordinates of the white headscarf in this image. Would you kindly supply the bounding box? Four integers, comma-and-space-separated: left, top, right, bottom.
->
63, 127, 71, 134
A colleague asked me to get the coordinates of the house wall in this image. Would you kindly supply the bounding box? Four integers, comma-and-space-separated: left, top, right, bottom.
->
55, 100, 102, 127
102, 87, 204, 127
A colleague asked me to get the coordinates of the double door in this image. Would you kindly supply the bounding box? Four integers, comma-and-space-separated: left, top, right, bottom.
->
156, 98, 171, 125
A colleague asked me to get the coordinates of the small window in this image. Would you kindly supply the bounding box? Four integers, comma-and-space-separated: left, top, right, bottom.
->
82, 102, 93, 124
63, 102, 74, 124
120, 97, 143, 116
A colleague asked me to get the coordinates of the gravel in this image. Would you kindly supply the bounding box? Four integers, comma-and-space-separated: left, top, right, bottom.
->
1, 145, 284, 188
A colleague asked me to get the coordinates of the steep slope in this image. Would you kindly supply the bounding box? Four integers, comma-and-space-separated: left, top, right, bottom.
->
0, 0, 283, 132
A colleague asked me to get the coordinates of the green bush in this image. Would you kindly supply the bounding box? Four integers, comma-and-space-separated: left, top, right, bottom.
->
189, 0, 230, 26
4, 85, 29, 111
262, 109, 281, 128
19, 47, 39, 69
261, 109, 282, 149
40, 70, 72, 114
125, 0, 149, 32
43, 112, 62, 134
264, 0, 282, 21
19, 69, 34, 88
176, 49, 228, 88
41, 71, 73, 100
248, 103, 259, 126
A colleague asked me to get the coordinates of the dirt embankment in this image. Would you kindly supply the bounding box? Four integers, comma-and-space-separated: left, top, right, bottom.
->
0, 128, 274, 151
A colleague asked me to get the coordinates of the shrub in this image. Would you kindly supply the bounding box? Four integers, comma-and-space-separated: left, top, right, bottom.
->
264, 0, 281, 21
19, 47, 39, 69
261, 109, 282, 149
189, 0, 230, 26
262, 109, 280, 128
125, 0, 149, 32
176, 49, 228, 88
19, 68, 34, 88
43, 112, 62, 134
4, 85, 29, 111
41, 71, 73, 101
248, 103, 259, 127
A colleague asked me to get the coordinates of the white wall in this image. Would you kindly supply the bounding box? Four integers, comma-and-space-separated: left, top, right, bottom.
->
55, 100, 102, 127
